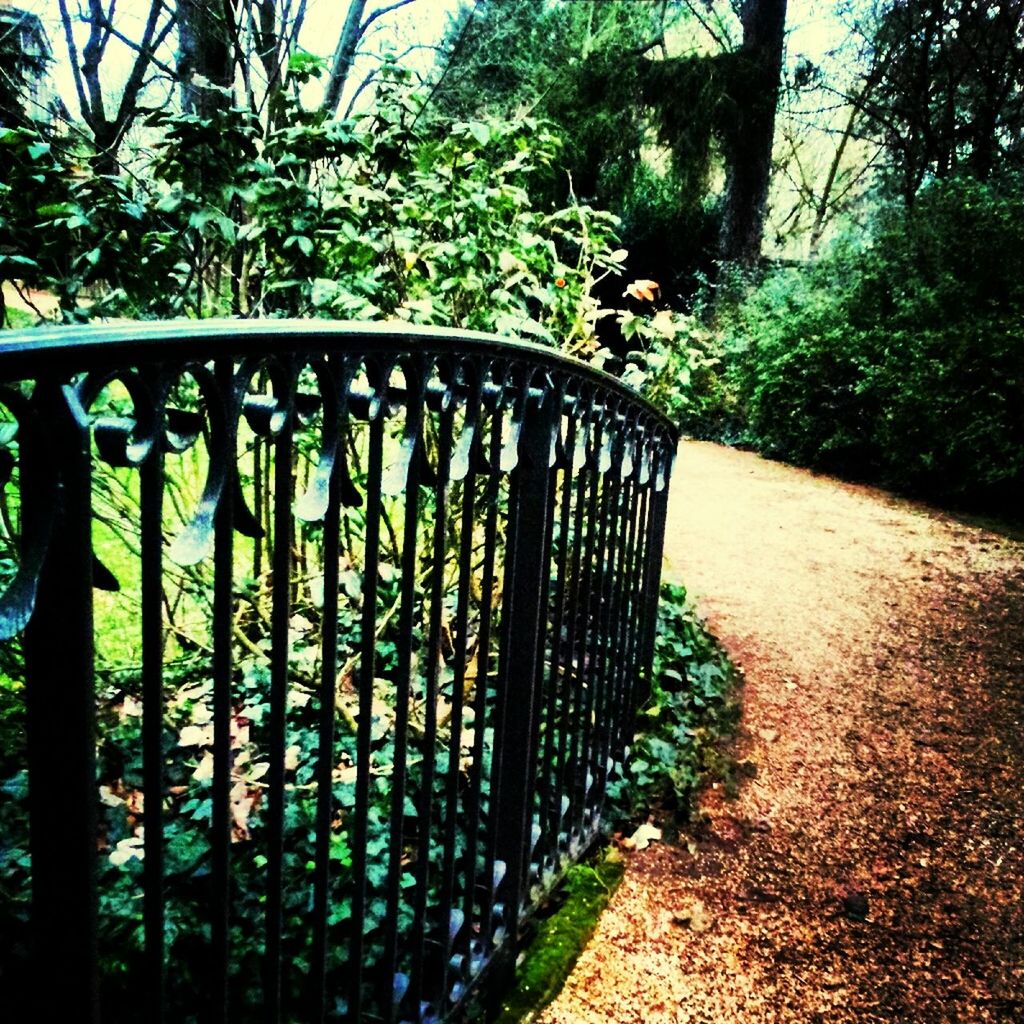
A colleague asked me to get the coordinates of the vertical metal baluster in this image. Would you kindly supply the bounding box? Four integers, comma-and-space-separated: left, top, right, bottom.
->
573, 410, 609, 840
611, 436, 643, 762
564, 409, 600, 845
264, 367, 294, 1024
590, 414, 625, 805
211, 360, 236, 1023
520, 395, 558, 908
626, 424, 655, 735
597, 434, 633, 796
485, 406, 519, 965
554, 415, 589, 863
624, 477, 652, 728
141, 388, 166, 1023
592, 411, 625, 815
438, 371, 480, 1014
263, 435, 273, 563
636, 444, 673, 715
349, 399, 384, 1021
464, 400, 503, 978
22, 382, 99, 1022
311, 366, 343, 1024
490, 380, 557, 992
253, 431, 262, 581
382, 360, 423, 1021
410, 393, 453, 1019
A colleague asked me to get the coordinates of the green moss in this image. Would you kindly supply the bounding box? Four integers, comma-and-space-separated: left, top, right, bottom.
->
494, 850, 626, 1024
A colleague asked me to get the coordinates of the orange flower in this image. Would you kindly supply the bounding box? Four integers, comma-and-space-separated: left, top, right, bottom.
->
625, 279, 660, 302
555, 277, 567, 288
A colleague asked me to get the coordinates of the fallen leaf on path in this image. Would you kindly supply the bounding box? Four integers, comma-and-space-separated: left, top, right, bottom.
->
622, 822, 662, 850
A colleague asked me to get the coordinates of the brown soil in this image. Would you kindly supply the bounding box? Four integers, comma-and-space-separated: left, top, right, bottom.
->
538, 440, 1024, 1023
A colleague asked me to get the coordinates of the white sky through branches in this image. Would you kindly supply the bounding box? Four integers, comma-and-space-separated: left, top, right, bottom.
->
20, 0, 845, 123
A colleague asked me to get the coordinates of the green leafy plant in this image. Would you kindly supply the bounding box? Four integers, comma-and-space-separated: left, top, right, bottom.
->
613, 303, 738, 433
608, 581, 740, 821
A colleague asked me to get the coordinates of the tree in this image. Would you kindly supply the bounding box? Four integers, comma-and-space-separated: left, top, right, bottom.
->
176, 0, 234, 117
431, 0, 718, 297
859, 0, 1024, 205
433, 1, 796, 287
56, 0, 177, 172
322, 0, 420, 116
716, 0, 788, 268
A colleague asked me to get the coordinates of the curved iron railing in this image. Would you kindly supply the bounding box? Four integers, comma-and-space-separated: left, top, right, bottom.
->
0, 320, 676, 1023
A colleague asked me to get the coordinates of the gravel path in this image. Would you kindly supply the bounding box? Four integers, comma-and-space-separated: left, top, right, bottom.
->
538, 440, 1024, 1023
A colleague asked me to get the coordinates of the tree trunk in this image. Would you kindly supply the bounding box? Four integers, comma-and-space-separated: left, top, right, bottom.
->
177, 0, 235, 117
717, 0, 788, 270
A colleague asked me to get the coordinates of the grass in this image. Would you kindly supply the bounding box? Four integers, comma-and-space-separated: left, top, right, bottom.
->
1, 307, 34, 330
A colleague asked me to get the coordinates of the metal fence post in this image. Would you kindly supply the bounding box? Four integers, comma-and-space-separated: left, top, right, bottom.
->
490, 381, 557, 982
635, 443, 675, 718
22, 380, 99, 1022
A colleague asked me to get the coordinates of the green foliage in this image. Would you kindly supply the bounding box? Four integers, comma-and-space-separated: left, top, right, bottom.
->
1, 307, 31, 330
614, 305, 738, 433
0, 129, 71, 306
432, 0, 723, 295
867, 0, 1024, 202
608, 581, 739, 820
727, 176, 1024, 511
0, 67, 631, 353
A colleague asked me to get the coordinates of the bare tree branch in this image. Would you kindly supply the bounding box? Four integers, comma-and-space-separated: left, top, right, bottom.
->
58, 0, 175, 169
360, 0, 418, 36
323, 0, 367, 116
93, 14, 178, 79
57, 0, 94, 129
681, 0, 731, 50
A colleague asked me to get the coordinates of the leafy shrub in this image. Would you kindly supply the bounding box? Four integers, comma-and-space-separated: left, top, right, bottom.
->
608, 582, 739, 820
613, 305, 740, 435
2, 65, 629, 354
727, 176, 1024, 511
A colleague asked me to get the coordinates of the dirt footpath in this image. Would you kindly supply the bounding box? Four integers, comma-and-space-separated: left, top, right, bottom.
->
539, 440, 1024, 1023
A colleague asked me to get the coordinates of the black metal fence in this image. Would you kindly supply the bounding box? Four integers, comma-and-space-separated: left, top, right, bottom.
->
0, 320, 675, 1023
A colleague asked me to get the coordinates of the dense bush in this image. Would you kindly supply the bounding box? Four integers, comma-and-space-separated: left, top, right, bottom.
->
727, 176, 1024, 511
0, 63, 627, 351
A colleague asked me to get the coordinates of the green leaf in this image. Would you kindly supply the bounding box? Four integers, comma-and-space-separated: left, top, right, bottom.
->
468, 121, 490, 147
36, 202, 75, 218
164, 831, 206, 876
283, 234, 314, 257
156, 192, 183, 214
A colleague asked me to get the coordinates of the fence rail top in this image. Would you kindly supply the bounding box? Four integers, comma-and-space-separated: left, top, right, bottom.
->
0, 318, 679, 436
